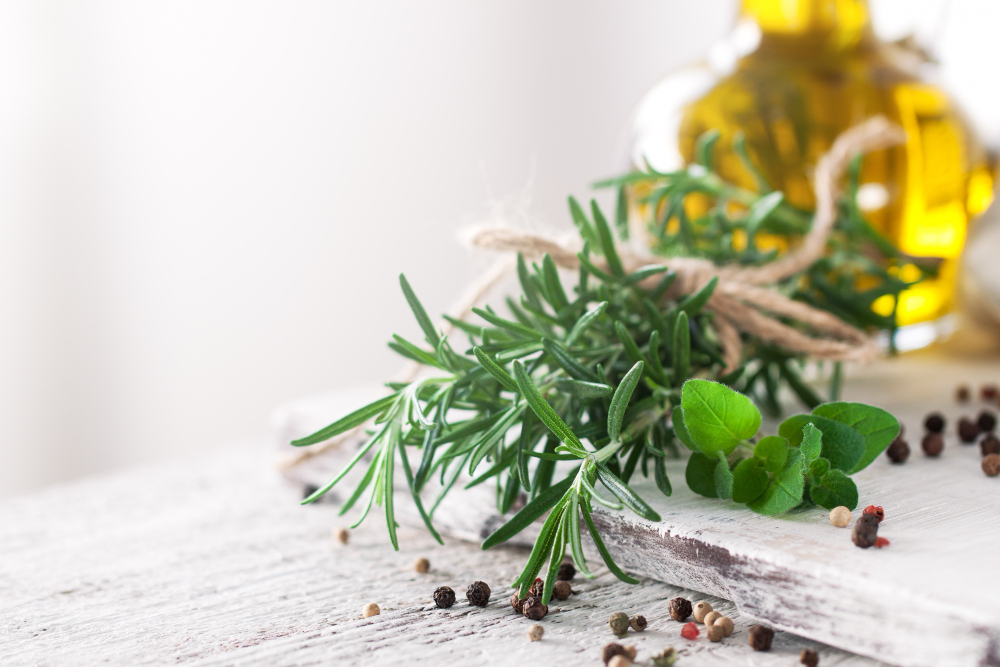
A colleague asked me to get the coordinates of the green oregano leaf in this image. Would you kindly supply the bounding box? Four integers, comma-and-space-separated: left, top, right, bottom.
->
753, 435, 789, 473
685, 451, 719, 498
713, 452, 734, 500
748, 449, 805, 516
809, 457, 831, 480
731, 457, 768, 504
799, 422, 822, 464
681, 379, 761, 455
811, 402, 900, 474
671, 406, 697, 451
778, 414, 865, 472
809, 469, 859, 510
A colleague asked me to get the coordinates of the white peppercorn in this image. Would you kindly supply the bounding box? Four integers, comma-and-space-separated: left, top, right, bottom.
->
414, 557, 430, 573
362, 602, 380, 618
334, 528, 349, 544
703, 610, 722, 627
528, 624, 544, 641
706, 623, 725, 642
829, 506, 851, 527
715, 616, 735, 637
692, 601, 713, 623
608, 656, 632, 667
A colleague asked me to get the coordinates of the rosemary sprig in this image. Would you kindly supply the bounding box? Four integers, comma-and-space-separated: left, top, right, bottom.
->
293, 132, 918, 604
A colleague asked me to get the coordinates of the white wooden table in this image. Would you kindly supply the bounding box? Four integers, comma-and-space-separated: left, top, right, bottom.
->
5, 339, 999, 666
1, 444, 882, 666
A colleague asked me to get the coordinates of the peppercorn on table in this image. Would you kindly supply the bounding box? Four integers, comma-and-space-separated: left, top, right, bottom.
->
0, 444, 880, 666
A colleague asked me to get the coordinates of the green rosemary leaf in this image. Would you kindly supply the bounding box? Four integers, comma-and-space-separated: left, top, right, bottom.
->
468, 403, 527, 474
576, 251, 616, 284
607, 361, 644, 443
733, 131, 771, 193
694, 129, 720, 169
672, 311, 690, 388
625, 264, 669, 285
591, 200, 625, 277
541, 338, 598, 382
513, 360, 587, 455
566, 493, 593, 578
542, 254, 570, 312
302, 421, 390, 504
384, 432, 399, 550
292, 393, 397, 447
555, 378, 613, 398
581, 501, 639, 584
472, 347, 518, 392
398, 438, 444, 544
565, 300, 608, 346
542, 513, 569, 603
514, 501, 567, 596
482, 472, 574, 552
472, 307, 542, 340
399, 274, 440, 349
569, 196, 599, 248
337, 451, 379, 515
744, 191, 784, 245
653, 454, 672, 497
595, 462, 661, 521
678, 276, 719, 315
615, 185, 629, 241
390, 335, 445, 369
778, 360, 822, 409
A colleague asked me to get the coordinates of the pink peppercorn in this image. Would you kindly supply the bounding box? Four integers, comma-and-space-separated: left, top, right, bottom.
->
874, 537, 890, 548
681, 622, 699, 640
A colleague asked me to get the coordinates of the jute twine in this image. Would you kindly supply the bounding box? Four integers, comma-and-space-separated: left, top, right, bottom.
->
280, 116, 904, 471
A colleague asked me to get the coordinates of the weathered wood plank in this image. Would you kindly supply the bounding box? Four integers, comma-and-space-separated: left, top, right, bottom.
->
0, 446, 878, 666
276, 348, 1000, 667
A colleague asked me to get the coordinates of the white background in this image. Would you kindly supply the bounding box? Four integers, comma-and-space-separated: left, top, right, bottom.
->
1, 0, 997, 498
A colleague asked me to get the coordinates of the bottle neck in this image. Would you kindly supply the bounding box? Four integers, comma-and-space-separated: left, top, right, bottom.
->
740, 0, 875, 55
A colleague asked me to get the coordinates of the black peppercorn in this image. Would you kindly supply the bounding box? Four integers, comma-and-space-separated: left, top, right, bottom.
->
885, 435, 909, 463
921, 432, 943, 457
629, 614, 647, 632
668, 596, 692, 622
852, 513, 879, 548
552, 581, 572, 600
510, 592, 526, 615
981, 434, 1000, 457
433, 586, 456, 608
466, 581, 491, 607
978, 410, 997, 433
924, 412, 945, 433
522, 596, 548, 620
957, 385, 970, 402
602, 643, 637, 665
557, 561, 576, 581
800, 648, 819, 667
528, 577, 544, 598
748, 624, 774, 651
958, 417, 980, 443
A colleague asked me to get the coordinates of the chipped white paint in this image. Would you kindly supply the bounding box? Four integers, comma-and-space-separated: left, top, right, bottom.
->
277, 348, 1000, 667
0, 446, 880, 666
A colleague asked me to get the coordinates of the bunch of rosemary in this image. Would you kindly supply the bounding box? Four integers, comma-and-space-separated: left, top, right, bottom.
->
293, 133, 918, 605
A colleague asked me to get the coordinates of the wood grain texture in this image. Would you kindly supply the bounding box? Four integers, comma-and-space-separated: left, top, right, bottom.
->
0, 446, 878, 666
276, 347, 1000, 667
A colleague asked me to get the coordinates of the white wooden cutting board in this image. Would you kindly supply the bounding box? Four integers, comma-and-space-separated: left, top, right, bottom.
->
273, 344, 1000, 667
